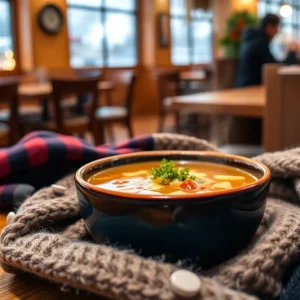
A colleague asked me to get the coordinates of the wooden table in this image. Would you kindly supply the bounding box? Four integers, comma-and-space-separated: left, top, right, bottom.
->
18, 81, 115, 98
170, 85, 265, 118
17, 81, 115, 121
0, 213, 104, 299
170, 85, 265, 146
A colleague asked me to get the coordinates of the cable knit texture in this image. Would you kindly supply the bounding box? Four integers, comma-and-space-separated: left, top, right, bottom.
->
1, 134, 300, 300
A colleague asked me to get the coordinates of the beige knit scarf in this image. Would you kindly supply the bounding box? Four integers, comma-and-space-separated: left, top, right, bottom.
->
1, 133, 300, 300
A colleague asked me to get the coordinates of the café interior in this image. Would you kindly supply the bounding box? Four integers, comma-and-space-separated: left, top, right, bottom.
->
1, 0, 300, 299
2, 0, 299, 155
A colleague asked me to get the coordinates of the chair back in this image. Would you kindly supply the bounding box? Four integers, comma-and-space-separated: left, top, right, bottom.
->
213, 58, 237, 90
24, 69, 101, 83
51, 75, 100, 133
155, 71, 182, 113
0, 77, 20, 144
125, 73, 137, 116
50, 69, 101, 79
105, 70, 136, 113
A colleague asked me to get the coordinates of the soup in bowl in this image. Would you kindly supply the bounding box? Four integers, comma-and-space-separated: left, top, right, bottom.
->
75, 151, 271, 267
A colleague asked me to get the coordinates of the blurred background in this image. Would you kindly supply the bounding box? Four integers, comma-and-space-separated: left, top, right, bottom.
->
0, 0, 300, 155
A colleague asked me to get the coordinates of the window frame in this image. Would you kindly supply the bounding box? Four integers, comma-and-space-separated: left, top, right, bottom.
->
170, 0, 213, 66
67, 0, 139, 69
0, 0, 19, 75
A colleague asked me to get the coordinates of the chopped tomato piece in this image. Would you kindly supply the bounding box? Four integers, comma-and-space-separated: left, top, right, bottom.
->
179, 179, 198, 191
112, 180, 129, 185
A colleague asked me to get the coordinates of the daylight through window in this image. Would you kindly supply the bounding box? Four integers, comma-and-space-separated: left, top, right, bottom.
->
67, 0, 137, 68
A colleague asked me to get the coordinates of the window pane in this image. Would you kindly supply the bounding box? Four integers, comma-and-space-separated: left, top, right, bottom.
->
0, 0, 15, 70
171, 18, 189, 65
191, 8, 213, 19
257, 2, 266, 17
104, 0, 135, 11
170, 0, 186, 16
67, 0, 102, 7
269, 3, 280, 14
192, 20, 213, 63
270, 28, 294, 60
68, 8, 103, 68
105, 13, 137, 67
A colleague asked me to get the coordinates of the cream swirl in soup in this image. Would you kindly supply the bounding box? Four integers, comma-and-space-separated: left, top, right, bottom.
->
87, 159, 257, 196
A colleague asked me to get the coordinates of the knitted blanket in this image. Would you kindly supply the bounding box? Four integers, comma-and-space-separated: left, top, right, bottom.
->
1, 133, 300, 300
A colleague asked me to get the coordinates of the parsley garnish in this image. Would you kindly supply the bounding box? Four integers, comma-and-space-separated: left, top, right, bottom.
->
150, 159, 196, 185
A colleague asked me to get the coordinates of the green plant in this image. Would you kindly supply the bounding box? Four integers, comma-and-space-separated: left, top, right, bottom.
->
220, 11, 259, 57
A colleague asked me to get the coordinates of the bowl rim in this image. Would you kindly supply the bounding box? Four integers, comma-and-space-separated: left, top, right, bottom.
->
75, 151, 271, 201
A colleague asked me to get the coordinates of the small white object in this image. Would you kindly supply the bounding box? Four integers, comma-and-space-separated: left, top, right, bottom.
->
170, 269, 201, 297
6, 212, 16, 225
280, 4, 293, 18
51, 184, 67, 195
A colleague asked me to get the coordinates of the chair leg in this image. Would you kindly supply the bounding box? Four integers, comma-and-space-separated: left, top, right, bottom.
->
77, 132, 85, 140
126, 118, 134, 138
175, 111, 180, 134
106, 125, 114, 143
158, 111, 165, 133
8, 130, 15, 146
9, 122, 19, 145
93, 122, 105, 145
19, 123, 26, 138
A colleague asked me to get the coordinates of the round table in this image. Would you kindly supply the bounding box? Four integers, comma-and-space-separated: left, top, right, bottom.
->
18, 81, 115, 120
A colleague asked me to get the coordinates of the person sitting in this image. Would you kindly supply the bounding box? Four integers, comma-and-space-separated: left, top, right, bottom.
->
236, 13, 298, 87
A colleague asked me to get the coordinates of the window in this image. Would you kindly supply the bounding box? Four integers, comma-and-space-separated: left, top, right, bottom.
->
0, 0, 15, 71
258, 0, 300, 60
170, 0, 213, 65
67, 0, 137, 68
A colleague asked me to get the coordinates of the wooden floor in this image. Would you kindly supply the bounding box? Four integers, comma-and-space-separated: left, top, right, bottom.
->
90, 114, 206, 144
0, 114, 180, 147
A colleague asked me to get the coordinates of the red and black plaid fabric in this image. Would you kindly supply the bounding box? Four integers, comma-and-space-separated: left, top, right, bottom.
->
0, 131, 154, 210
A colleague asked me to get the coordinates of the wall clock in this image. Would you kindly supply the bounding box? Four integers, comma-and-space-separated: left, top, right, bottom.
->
37, 4, 64, 35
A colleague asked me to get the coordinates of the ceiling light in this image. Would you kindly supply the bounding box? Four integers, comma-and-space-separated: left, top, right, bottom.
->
280, 4, 293, 18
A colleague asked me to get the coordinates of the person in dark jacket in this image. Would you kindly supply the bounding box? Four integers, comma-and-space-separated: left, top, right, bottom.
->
236, 13, 298, 87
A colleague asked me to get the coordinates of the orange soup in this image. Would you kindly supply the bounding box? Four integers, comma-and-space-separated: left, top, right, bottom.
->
87, 159, 257, 196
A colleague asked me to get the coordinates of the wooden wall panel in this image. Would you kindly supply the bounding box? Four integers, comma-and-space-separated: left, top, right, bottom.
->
30, 0, 70, 69
263, 64, 282, 152
281, 74, 300, 149
264, 65, 300, 152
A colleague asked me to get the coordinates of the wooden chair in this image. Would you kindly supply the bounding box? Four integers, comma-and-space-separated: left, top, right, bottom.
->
181, 66, 213, 94
213, 58, 238, 90
156, 71, 182, 133
0, 75, 43, 138
49, 69, 101, 115
46, 75, 100, 140
213, 58, 263, 156
94, 70, 136, 145
0, 78, 20, 145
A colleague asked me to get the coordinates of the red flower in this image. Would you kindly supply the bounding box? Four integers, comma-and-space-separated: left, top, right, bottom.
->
237, 18, 246, 31
230, 31, 240, 41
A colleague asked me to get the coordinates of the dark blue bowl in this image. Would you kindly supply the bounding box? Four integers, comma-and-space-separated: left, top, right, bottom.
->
75, 151, 271, 267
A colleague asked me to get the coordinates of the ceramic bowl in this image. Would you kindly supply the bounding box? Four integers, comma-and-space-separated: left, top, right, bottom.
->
75, 151, 271, 267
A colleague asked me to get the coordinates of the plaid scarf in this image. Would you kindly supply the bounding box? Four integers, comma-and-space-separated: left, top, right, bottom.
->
0, 131, 154, 210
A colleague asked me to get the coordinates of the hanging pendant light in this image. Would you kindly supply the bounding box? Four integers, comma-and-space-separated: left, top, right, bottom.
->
280, 3, 293, 18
